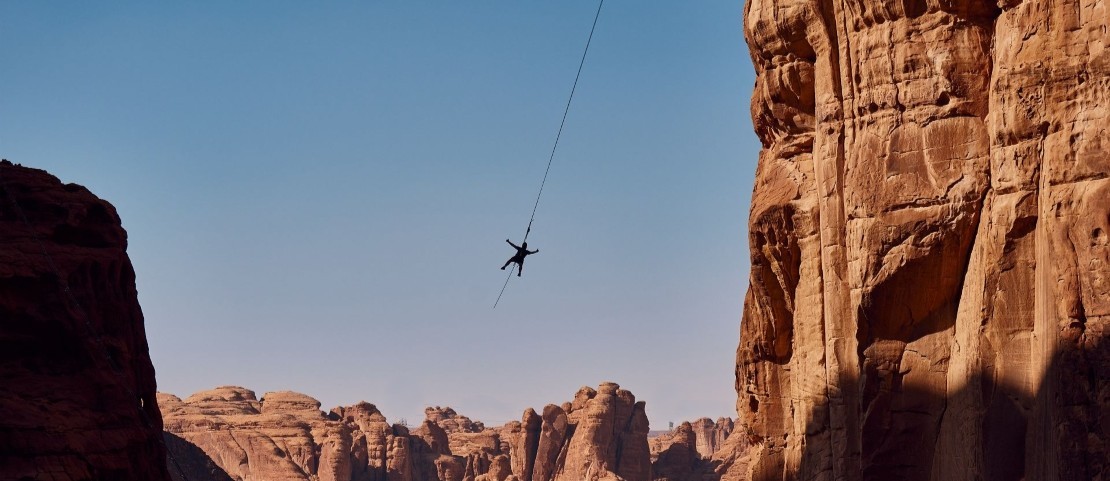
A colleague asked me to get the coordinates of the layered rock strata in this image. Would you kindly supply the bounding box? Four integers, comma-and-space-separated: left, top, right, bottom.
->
161, 382, 652, 481
0, 160, 170, 481
735, 0, 1109, 479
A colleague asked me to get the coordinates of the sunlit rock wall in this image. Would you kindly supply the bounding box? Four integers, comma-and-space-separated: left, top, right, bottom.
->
733, 0, 1109, 479
162, 383, 651, 481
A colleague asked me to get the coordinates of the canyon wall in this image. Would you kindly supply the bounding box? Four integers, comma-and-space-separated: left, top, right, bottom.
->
161, 382, 653, 481
0, 160, 171, 481
735, 0, 1108, 479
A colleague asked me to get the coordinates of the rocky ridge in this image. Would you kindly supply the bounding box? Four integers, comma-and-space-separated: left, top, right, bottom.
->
161, 382, 666, 481
0, 160, 171, 481
733, 0, 1109, 479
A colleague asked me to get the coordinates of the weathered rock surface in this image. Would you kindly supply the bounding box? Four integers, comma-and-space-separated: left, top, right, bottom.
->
426, 406, 486, 433
551, 382, 651, 481
164, 432, 236, 481
649, 417, 734, 461
734, 0, 1109, 479
160, 388, 354, 481
0, 160, 171, 481
649, 418, 742, 481
162, 383, 654, 481
162, 388, 373, 481
651, 423, 704, 481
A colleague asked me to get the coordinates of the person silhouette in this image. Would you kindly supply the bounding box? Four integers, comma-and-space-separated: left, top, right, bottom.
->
501, 239, 538, 277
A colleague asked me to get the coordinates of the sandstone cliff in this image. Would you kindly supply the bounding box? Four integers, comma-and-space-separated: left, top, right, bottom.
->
161, 382, 652, 481
735, 0, 1109, 479
0, 160, 171, 481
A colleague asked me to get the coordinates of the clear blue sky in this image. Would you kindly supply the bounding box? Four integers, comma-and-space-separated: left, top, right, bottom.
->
1, 2, 757, 427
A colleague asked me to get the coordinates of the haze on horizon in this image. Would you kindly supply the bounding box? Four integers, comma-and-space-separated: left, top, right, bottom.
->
0, 2, 758, 427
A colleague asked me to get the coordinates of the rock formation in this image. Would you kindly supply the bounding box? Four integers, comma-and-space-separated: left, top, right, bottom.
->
161, 387, 375, 481
426, 406, 486, 433
649, 418, 743, 481
164, 432, 236, 481
0, 160, 171, 481
649, 417, 734, 461
734, 0, 1109, 479
651, 423, 706, 481
549, 383, 651, 481
161, 382, 653, 481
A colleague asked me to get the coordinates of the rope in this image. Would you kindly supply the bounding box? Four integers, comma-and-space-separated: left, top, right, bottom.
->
522, 0, 605, 243
493, 267, 514, 309
0, 163, 193, 481
496, 0, 604, 308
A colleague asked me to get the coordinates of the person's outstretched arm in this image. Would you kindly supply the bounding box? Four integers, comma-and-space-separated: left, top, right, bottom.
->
528, 249, 539, 254
506, 239, 520, 249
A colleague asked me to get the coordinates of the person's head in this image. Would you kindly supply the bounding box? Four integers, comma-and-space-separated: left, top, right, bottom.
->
521, 242, 528, 248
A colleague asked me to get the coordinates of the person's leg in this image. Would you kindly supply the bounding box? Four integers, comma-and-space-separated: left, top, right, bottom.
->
501, 259, 511, 270
517, 260, 524, 277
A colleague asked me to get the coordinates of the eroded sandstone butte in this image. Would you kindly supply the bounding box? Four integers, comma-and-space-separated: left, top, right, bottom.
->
161, 382, 652, 481
735, 0, 1108, 480
0, 160, 170, 481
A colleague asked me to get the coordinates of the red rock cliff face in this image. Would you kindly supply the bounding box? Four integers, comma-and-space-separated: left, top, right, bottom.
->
735, 0, 1108, 480
0, 161, 170, 481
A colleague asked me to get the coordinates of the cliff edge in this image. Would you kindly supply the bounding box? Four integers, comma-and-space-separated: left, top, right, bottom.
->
0, 161, 170, 481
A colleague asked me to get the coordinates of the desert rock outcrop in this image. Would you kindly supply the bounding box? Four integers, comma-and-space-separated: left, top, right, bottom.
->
734, 0, 1109, 479
549, 383, 651, 481
649, 417, 734, 461
164, 432, 236, 481
0, 160, 171, 481
649, 418, 742, 481
159, 387, 355, 481
162, 382, 654, 481
426, 406, 486, 433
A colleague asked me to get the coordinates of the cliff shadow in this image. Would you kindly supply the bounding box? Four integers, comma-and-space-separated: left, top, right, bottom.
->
163, 432, 234, 481
652, 440, 725, 481
742, 329, 1109, 481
